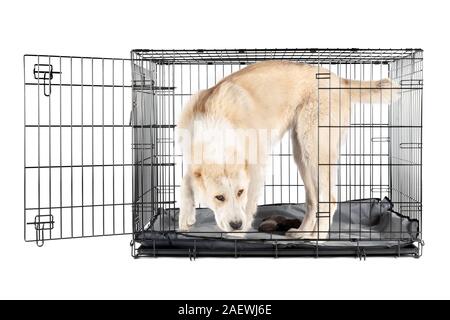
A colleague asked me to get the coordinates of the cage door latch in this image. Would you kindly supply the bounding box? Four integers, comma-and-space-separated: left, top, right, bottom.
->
29, 214, 55, 247
33, 64, 61, 97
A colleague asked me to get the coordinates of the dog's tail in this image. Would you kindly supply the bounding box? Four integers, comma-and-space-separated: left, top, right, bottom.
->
344, 78, 400, 104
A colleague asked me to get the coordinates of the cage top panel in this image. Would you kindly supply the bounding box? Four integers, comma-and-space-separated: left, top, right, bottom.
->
131, 48, 422, 64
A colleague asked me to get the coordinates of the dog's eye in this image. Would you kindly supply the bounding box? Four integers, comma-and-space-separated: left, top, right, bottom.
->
237, 189, 244, 197
215, 195, 225, 202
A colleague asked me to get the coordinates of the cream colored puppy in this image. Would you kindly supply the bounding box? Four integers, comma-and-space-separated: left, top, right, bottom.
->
177, 61, 398, 238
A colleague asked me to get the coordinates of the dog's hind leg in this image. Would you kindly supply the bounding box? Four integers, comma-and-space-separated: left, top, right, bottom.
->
286, 123, 319, 239
309, 111, 340, 239
178, 173, 196, 231
311, 98, 345, 239
286, 101, 339, 240
313, 154, 338, 238
311, 158, 338, 240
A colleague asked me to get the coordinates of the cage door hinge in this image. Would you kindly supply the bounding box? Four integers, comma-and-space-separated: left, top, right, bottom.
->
33, 64, 61, 97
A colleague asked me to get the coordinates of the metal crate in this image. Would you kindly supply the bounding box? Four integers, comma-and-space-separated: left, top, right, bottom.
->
24, 49, 423, 258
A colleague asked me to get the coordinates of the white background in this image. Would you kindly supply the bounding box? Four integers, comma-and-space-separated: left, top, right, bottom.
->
1, 0, 449, 299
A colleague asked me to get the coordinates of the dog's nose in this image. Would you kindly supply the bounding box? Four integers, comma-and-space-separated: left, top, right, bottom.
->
229, 220, 243, 230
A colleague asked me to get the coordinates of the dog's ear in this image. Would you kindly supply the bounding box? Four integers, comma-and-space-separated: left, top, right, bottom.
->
192, 167, 202, 179
193, 170, 201, 179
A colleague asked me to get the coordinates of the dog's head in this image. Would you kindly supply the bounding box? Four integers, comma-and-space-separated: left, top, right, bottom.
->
191, 163, 250, 232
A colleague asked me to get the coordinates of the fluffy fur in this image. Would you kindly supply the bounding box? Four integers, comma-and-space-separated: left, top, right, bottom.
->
177, 61, 398, 238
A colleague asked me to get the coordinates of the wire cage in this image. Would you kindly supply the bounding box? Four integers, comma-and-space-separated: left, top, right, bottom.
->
24, 49, 423, 258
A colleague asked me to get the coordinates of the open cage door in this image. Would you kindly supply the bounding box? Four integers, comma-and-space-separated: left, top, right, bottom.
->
24, 54, 134, 246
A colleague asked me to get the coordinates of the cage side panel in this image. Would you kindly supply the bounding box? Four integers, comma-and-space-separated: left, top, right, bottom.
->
314, 54, 422, 242
24, 55, 133, 244
314, 60, 392, 240
389, 51, 423, 237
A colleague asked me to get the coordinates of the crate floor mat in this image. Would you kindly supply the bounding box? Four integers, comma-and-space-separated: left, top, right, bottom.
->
139, 197, 419, 249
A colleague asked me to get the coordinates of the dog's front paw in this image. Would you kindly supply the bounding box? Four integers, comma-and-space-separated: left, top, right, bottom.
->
178, 219, 195, 232
178, 210, 196, 231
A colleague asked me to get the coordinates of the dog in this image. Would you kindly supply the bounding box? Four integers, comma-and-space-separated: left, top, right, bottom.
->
177, 61, 398, 238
